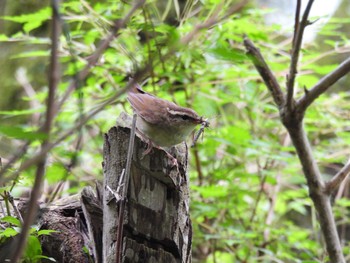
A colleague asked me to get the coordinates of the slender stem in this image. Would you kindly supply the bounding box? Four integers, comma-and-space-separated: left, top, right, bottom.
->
249, 160, 267, 223
56, 0, 146, 114
243, 37, 284, 108
0, 0, 146, 180
10, 1, 61, 262
286, 0, 314, 110
0, 81, 132, 184
292, 0, 301, 47
0, 0, 240, 183
325, 158, 350, 195
244, 29, 346, 263
116, 113, 137, 263
298, 56, 350, 112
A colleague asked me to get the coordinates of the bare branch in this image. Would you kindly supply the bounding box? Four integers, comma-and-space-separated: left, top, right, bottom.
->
325, 159, 350, 195
286, 123, 344, 262
298, 56, 350, 111
243, 2, 346, 261
10, 0, 61, 262
286, 0, 314, 110
243, 37, 285, 108
292, 0, 301, 47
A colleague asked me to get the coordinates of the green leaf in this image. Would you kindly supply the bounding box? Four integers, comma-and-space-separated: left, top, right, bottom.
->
11, 50, 50, 59
37, 229, 57, 236
0, 227, 19, 237
0, 34, 9, 41
1, 216, 21, 226
46, 162, 67, 184
0, 126, 47, 141
192, 185, 228, 198
0, 108, 44, 116
2, 7, 51, 33
209, 45, 246, 62
24, 235, 42, 261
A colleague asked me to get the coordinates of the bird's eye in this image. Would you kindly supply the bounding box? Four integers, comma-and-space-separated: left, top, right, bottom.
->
180, 115, 190, 120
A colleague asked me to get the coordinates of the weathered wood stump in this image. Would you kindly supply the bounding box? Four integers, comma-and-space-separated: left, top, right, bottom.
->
1, 113, 192, 262
102, 113, 192, 262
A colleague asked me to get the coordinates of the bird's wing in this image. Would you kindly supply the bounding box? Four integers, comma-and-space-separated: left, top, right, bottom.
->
127, 86, 168, 124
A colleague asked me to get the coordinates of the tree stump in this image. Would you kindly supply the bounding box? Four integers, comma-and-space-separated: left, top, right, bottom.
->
102, 112, 192, 263
0, 113, 192, 263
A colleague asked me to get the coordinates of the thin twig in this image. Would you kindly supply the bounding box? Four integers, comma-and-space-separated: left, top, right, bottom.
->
0, 80, 136, 184
325, 158, 350, 195
249, 160, 267, 223
193, 148, 204, 186
0, 142, 30, 182
106, 168, 125, 204
0, 1, 145, 178
56, 0, 146, 114
297, 56, 350, 112
0, 0, 244, 183
181, 0, 248, 45
0, 192, 11, 216
0, 201, 5, 217
10, 1, 61, 262
243, 2, 346, 260
286, 0, 314, 111
116, 113, 137, 263
8, 195, 23, 223
243, 37, 285, 108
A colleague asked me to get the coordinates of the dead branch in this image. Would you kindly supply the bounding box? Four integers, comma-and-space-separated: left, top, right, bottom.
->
325, 158, 350, 195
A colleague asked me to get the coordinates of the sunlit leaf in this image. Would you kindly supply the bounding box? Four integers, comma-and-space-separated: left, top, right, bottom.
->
0, 126, 47, 141
2, 7, 51, 33
1, 216, 21, 226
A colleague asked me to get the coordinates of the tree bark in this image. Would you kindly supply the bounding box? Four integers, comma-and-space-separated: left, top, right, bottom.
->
283, 117, 344, 262
244, 35, 347, 262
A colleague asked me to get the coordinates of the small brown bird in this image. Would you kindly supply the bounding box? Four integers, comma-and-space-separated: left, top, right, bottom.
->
127, 81, 208, 163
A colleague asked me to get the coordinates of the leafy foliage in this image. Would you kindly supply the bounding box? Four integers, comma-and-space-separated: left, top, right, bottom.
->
1, 0, 350, 262
0, 216, 55, 262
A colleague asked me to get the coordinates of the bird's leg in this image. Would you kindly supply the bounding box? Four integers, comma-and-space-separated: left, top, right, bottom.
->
155, 147, 180, 175
141, 139, 154, 158
159, 147, 178, 168
140, 136, 179, 170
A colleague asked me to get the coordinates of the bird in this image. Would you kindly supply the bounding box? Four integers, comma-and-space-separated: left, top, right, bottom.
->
127, 80, 208, 165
